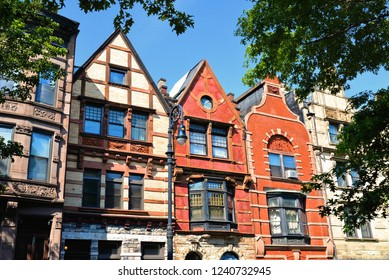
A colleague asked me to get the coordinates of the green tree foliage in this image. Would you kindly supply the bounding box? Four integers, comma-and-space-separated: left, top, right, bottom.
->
236, 0, 389, 231
235, 0, 389, 97
0, 0, 193, 172
302, 88, 389, 232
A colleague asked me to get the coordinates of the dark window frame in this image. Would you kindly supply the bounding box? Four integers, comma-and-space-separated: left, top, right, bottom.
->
189, 123, 207, 156
109, 67, 127, 85
141, 242, 165, 260
82, 169, 101, 208
105, 171, 123, 209
108, 108, 126, 138
131, 112, 148, 141
211, 126, 228, 159
189, 179, 235, 226
84, 104, 103, 135
267, 192, 309, 245
129, 174, 144, 210
98, 240, 122, 260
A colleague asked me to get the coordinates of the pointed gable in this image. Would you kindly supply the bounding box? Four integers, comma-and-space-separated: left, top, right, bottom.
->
172, 59, 243, 126
72, 29, 169, 113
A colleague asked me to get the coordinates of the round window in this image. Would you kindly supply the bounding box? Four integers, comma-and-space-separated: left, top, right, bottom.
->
200, 96, 213, 110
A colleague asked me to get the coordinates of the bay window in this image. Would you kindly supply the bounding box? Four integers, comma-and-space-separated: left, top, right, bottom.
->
267, 192, 309, 244
189, 179, 235, 230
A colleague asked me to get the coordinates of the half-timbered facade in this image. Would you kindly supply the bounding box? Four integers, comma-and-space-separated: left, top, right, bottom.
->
61, 29, 171, 260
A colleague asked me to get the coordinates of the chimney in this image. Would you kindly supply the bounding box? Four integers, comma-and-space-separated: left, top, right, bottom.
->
158, 78, 168, 97
227, 92, 235, 102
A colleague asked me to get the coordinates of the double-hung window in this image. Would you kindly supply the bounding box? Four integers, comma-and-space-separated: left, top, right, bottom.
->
189, 123, 207, 156
27, 131, 52, 181
36, 71, 57, 106
131, 112, 148, 141
211, 127, 228, 158
105, 172, 123, 209
108, 108, 125, 137
82, 169, 101, 207
0, 125, 14, 176
329, 123, 340, 144
268, 152, 297, 178
346, 223, 372, 239
129, 174, 143, 210
189, 179, 235, 230
267, 192, 309, 244
84, 104, 102, 134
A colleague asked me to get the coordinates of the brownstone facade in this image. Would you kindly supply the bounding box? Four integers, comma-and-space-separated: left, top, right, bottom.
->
0, 14, 79, 260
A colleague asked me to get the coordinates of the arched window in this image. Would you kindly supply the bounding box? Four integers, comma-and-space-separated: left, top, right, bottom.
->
220, 251, 239, 260
185, 251, 202, 260
267, 135, 297, 179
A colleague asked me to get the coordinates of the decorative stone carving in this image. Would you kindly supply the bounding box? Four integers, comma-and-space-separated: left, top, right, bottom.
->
108, 141, 126, 150
130, 144, 149, 153
54, 133, 63, 142
267, 135, 293, 152
5, 181, 57, 199
82, 137, 104, 147
267, 85, 280, 95
0, 101, 18, 112
15, 125, 32, 135
34, 107, 55, 120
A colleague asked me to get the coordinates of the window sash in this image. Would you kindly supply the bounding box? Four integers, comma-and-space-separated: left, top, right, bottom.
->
108, 109, 125, 137
129, 175, 143, 210
105, 172, 123, 209
110, 69, 126, 85
189, 180, 234, 223
211, 134, 228, 158
269, 153, 296, 178
85, 105, 102, 134
27, 131, 52, 181
131, 113, 147, 141
36, 73, 56, 106
82, 170, 101, 208
329, 124, 339, 143
267, 195, 307, 238
0, 125, 13, 175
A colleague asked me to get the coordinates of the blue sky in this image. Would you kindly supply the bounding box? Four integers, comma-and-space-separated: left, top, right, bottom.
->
59, 0, 388, 98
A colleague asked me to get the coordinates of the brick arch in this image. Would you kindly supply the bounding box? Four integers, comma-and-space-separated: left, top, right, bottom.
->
267, 135, 293, 153
262, 129, 297, 152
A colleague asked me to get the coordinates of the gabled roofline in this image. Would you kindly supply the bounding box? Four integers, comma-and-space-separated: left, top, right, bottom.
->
73, 29, 170, 113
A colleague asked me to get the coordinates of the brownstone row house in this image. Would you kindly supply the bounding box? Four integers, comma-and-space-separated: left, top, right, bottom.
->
2, 14, 386, 260
235, 78, 333, 260
167, 59, 255, 260
0, 13, 79, 260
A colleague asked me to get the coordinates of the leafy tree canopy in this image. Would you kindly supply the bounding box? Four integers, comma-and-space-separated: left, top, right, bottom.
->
235, 0, 389, 98
236, 0, 389, 231
302, 88, 389, 232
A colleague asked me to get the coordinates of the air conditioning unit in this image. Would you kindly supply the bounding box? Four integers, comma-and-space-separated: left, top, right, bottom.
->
285, 170, 298, 179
